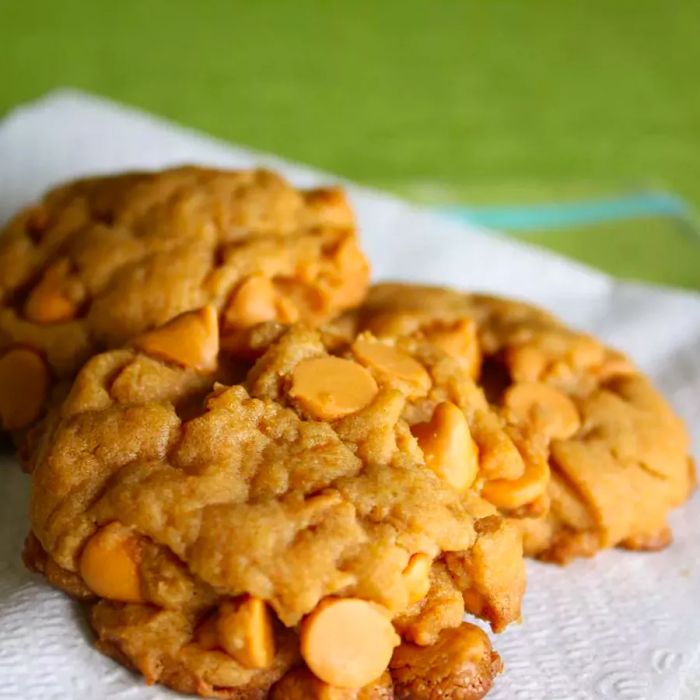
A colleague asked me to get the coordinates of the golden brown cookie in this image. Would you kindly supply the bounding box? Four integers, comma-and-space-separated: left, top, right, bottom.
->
26, 309, 523, 699
0, 167, 369, 432
346, 283, 695, 563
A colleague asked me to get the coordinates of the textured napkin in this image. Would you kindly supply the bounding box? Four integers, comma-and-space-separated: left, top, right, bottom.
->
0, 91, 698, 700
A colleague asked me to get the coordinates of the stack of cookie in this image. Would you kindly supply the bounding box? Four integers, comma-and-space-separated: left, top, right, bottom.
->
1, 168, 693, 699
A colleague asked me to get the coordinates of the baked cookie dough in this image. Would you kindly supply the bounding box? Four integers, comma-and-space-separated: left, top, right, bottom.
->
0, 167, 369, 432
346, 283, 695, 563
26, 308, 524, 699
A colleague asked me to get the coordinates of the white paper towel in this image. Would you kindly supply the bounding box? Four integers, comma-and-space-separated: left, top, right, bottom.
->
0, 90, 698, 700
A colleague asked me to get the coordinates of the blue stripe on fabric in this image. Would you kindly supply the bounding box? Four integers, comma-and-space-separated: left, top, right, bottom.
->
442, 192, 694, 232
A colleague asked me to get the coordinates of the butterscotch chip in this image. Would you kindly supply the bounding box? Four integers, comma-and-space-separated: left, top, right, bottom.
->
134, 305, 219, 371
480, 454, 550, 512
503, 345, 547, 383
0, 166, 370, 433
300, 598, 399, 689
290, 356, 378, 420
352, 336, 431, 397
412, 402, 479, 493
390, 623, 502, 700
217, 596, 276, 669
24, 258, 84, 324
0, 347, 50, 430
27, 322, 522, 698
25, 291, 76, 325
402, 553, 432, 606
79, 522, 144, 603
224, 274, 299, 329
224, 274, 280, 328
503, 382, 580, 440
424, 318, 481, 379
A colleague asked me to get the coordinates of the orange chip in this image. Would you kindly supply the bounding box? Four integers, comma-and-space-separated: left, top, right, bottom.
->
503, 382, 580, 440
300, 598, 399, 689
223, 274, 299, 330
134, 305, 219, 371
352, 336, 431, 396
402, 553, 432, 605
217, 596, 276, 669
290, 356, 378, 421
79, 522, 144, 603
0, 347, 50, 430
481, 452, 550, 511
412, 402, 479, 493
424, 318, 481, 379
24, 258, 83, 324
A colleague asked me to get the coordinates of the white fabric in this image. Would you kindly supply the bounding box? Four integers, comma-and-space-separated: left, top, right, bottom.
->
0, 90, 698, 700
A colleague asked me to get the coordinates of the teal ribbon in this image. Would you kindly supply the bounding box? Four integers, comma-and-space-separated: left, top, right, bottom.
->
443, 192, 697, 234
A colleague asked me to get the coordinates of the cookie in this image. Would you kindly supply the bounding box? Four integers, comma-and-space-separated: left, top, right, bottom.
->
346, 283, 695, 563
25, 308, 524, 699
0, 167, 369, 432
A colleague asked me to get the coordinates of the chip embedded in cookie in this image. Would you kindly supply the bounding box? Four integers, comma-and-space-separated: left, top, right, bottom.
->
0, 166, 370, 432
26, 313, 524, 699
350, 283, 695, 563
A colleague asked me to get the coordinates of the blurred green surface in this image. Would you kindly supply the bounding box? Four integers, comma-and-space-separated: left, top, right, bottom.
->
1, 0, 698, 288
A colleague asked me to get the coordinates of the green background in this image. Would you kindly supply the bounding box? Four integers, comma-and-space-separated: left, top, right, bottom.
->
1, 0, 698, 288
